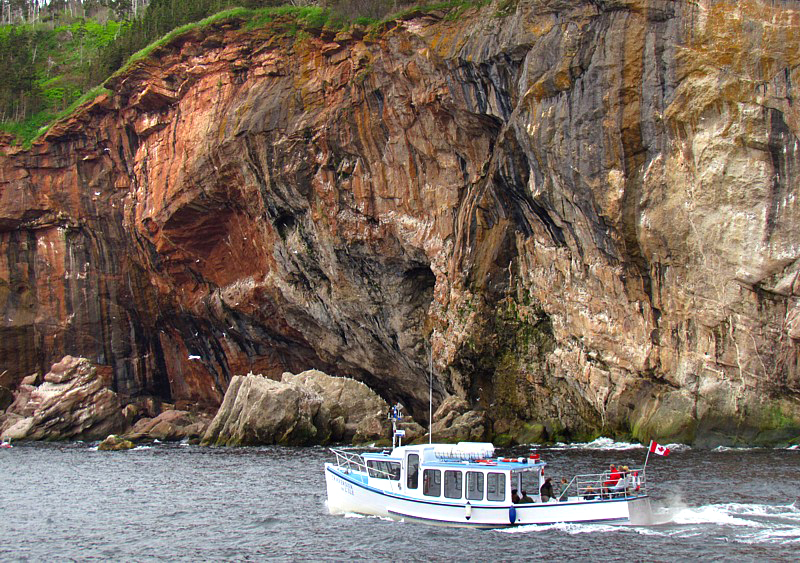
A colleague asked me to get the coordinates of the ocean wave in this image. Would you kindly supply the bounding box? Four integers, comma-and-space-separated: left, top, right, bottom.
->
668, 504, 769, 528
718, 502, 800, 517
630, 526, 704, 539
649, 502, 800, 528
546, 437, 647, 451
732, 527, 800, 545
499, 522, 619, 535
342, 512, 395, 523
712, 445, 765, 452
544, 437, 690, 452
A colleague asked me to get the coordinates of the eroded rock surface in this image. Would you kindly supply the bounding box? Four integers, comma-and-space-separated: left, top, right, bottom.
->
124, 410, 212, 442
201, 374, 323, 446
0, 356, 126, 441
429, 396, 489, 443
281, 369, 390, 443
202, 369, 392, 446
1, 1, 800, 446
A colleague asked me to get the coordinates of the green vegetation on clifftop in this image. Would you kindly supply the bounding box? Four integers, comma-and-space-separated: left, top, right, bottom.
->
0, 0, 492, 147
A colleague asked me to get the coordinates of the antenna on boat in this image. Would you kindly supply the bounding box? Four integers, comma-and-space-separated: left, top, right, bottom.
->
429, 334, 433, 444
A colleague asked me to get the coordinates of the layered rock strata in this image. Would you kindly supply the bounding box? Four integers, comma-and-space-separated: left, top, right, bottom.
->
1, 1, 800, 446
0, 356, 126, 441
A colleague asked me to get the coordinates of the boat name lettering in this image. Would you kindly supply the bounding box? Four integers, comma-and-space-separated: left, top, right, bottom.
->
334, 475, 354, 496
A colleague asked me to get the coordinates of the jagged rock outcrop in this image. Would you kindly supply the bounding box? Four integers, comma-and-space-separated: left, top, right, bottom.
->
281, 369, 392, 442
2, 1, 800, 446
0, 356, 126, 441
202, 374, 323, 446
124, 410, 212, 442
202, 369, 391, 446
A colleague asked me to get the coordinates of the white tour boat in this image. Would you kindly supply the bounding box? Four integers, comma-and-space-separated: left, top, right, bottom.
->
325, 409, 653, 528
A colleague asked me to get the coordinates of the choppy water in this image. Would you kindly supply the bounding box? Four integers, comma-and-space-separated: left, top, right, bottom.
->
1, 439, 798, 561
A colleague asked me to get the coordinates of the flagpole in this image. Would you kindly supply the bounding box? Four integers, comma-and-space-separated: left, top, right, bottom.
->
643, 439, 652, 471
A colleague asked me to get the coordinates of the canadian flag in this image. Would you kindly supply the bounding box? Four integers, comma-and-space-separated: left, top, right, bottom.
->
649, 441, 670, 456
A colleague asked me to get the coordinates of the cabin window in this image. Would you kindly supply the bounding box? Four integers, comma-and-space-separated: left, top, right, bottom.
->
407, 454, 419, 489
443, 470, 463, 499
520, 470, 538, 495
367, 460, 401, 480
466, 471, 484, 501
487, 472, 506, 501
423, 469, 441, 497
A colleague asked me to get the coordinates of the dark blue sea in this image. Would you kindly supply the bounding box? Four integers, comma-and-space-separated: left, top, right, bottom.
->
1, 438, 798, 561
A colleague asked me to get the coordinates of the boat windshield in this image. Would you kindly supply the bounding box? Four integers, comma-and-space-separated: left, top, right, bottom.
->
367, 460, 401, 481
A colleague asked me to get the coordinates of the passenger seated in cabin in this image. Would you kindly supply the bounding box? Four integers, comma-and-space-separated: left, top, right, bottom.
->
511, 489, 521, 504
519, 490, 533, 504
582, 486, 598, 500
602, 464, 621, 496
611, 466, 630, 496
540, 477, 554, 502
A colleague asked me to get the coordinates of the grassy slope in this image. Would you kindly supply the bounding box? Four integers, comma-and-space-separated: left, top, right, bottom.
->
2, 1, 490, 147
0, 18, 125, 145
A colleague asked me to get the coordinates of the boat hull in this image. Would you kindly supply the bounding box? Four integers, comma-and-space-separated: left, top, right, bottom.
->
325, 464, 651, 528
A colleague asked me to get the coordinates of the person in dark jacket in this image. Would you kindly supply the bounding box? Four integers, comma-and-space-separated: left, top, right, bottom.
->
512, 489, 521, 504
540, 477, 554, 502
519, 490, 534, 503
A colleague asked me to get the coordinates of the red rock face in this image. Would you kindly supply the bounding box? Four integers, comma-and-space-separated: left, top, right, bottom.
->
1, 3, 799, 444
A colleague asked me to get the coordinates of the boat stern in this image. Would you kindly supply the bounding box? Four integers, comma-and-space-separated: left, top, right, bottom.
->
627, 496, 654, 525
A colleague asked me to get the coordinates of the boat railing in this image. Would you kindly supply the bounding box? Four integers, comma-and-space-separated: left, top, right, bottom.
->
329, 448, 405, 495
558, 468, 647, 500
330, 448, 368, 474
328, 448, 398, 481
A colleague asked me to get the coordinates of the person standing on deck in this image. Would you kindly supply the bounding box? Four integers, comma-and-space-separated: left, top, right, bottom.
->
540, 477, 554, 502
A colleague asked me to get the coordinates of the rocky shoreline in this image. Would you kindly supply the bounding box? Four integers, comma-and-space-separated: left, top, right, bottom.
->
0, 356, 421, 447
1, 356, 797, 448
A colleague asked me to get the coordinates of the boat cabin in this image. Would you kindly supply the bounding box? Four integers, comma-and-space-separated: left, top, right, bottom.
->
359, 442, 547, 505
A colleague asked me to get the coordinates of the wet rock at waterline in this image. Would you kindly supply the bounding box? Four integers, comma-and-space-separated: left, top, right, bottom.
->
124, 410, 212, 443
98, 434, 135, 451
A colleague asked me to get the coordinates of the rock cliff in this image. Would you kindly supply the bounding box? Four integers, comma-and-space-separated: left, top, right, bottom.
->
1, 0, 800, 446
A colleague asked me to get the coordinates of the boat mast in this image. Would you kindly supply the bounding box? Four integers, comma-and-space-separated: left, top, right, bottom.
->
429, 339, 433, 444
